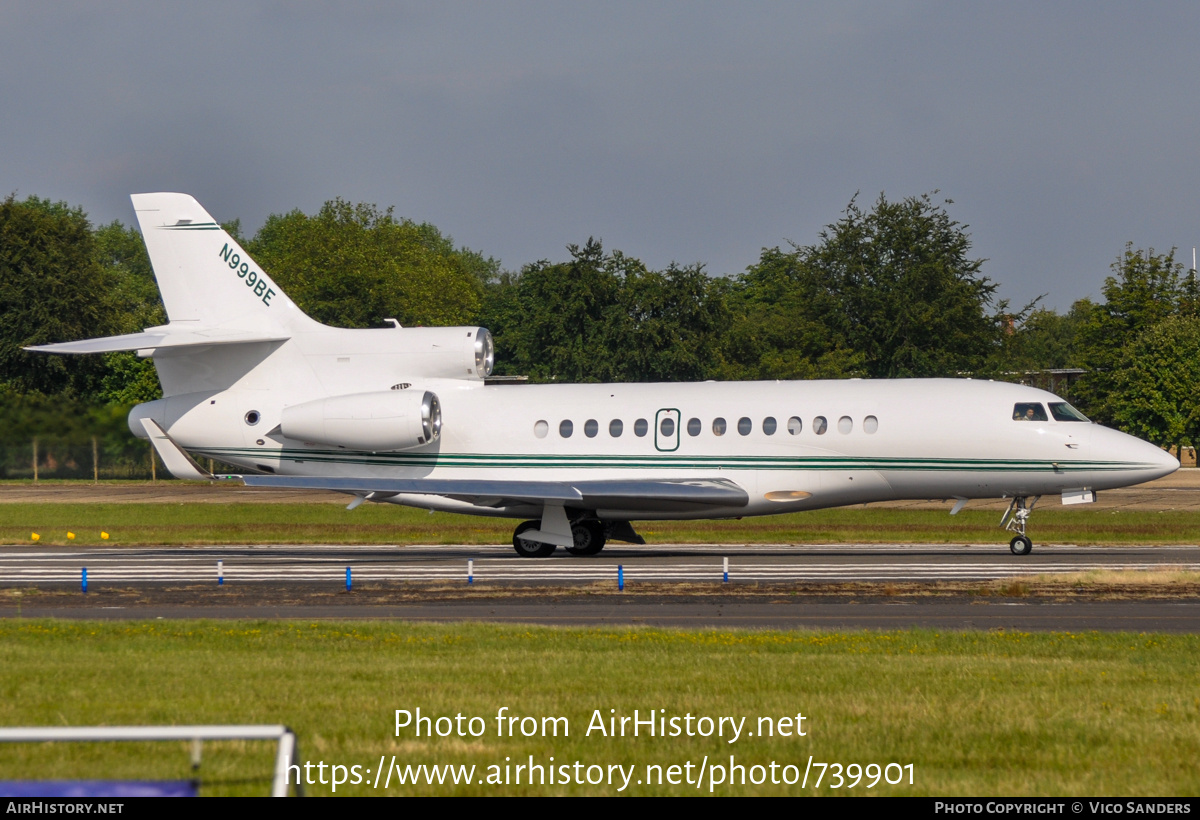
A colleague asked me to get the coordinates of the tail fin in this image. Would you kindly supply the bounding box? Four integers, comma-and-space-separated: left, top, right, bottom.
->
132, 193, 316, 333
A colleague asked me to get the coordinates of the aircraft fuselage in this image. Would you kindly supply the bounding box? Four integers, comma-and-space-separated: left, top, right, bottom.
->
129, 374, 1176, 521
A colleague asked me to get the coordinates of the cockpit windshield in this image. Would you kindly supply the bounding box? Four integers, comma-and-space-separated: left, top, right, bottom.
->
1013, 401, 1090, 422
1048, 402, 1090, 422
1012, 403, 1047, 421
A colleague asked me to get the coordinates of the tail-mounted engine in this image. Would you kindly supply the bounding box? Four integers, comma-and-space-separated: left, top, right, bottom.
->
361, 326, 493, 380
281, 390, 442, 451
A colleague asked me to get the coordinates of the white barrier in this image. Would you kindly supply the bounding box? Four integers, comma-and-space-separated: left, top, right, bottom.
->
0, 724, 299, 797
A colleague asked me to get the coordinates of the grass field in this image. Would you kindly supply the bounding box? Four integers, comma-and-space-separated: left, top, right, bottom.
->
3, 503, 1200, 546
0, 621, 1196, 796
3, 491, 1196, 798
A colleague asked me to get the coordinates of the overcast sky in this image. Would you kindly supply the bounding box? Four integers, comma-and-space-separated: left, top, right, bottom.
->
3, 2, 1198, 311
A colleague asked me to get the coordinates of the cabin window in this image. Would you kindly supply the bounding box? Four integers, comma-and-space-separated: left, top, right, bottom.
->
813, 416, 828, 435
838, 416, 853, 434
634, 418, 649, 437
713, 417, 727, 436
609, 419, 623, 437
762, 416, 777, 435
687, 417, 702, 436
1013, 403, 1047, 422
787, 416, 802, 435
863, 415, 879, 434
559, 419, 574, 438
737, 417, 752, 436
1049, 402, 1089, 422
534, 420, 549, 438
660, 417, 676, 437
584, 419, 599, 438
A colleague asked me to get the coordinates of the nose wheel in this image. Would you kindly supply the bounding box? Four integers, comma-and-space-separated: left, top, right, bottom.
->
1001, 496, 1039, 555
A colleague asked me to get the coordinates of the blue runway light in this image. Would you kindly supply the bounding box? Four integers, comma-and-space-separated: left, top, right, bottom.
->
618, 564, 624, 592
346, 566, 351, 592
82, 567, 87, 594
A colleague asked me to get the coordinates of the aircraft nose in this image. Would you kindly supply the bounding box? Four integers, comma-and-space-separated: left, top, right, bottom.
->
1103, 426, 1179, 483
1146, 438, 1182, 477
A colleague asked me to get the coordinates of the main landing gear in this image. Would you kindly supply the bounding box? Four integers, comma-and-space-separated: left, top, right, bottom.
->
511, 519, 608, 558
512, 520, 556, 558
1001, 496, 1039, 555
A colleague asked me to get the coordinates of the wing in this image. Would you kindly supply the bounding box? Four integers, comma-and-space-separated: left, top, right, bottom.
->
238, 475, 749, 512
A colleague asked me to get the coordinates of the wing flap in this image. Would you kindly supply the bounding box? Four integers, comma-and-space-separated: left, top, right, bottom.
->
571, 478, 749, 509
239, 475, 748, 510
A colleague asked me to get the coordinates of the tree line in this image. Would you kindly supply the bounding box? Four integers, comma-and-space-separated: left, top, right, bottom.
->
2, 190, 1198, 463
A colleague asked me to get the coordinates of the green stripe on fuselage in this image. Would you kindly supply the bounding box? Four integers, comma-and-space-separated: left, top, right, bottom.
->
195, 447, 1141, 473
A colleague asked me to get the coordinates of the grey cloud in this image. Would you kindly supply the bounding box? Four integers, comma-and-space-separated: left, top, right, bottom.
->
2, 2, 1198, 309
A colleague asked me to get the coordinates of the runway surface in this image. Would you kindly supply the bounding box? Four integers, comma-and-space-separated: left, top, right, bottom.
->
2, 543, 1199, 632
4, 597, 1198, 632
2, 542, 1199, 584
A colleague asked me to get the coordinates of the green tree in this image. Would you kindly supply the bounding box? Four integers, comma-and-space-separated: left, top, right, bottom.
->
0, 195, 120, 397
246, 199, 489, 329
801, 192, 1006, 379
481, 241, 728, 382
93, 219, 162, 331
1108, 315, 1200, 453
92, 220, 164, 404
484, 239, 626, 382
719, 193, 1005, 381
1075, 244, 1187, 423
615, 261, 728, 382
719, 246, 864, 380
986, 300, 1089, 378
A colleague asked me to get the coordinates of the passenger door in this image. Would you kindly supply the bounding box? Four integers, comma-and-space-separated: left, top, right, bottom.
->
655, 408, 680, 452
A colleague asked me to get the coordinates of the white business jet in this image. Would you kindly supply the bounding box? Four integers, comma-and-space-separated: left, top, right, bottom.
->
28, 193, 1178, 557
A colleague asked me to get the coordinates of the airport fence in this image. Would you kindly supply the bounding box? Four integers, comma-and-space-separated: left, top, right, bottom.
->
0, 399, 166, 481
0, 438, 244, 481
0, 436, 161, 481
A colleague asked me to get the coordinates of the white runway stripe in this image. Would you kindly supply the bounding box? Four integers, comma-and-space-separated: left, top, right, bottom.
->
10, 543, 1200, 558
4, 561, 1198, 583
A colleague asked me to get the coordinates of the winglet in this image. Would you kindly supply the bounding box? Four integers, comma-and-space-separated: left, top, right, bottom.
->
140, 418, 214, 481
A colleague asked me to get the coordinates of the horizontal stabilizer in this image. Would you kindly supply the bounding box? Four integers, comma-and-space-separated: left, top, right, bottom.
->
240, 475, 749, 511
25, 327, 289, 355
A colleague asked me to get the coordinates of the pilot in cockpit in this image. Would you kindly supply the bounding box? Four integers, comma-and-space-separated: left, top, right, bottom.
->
1013, 403, 1046, 421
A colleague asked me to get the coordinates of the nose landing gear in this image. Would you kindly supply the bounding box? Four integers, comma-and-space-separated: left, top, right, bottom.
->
1001, 496, 1039, 555
1009, 534, 1033, 556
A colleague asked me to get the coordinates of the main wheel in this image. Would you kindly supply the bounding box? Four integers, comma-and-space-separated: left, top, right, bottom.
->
513, 520, 556, 558
566, 521, 606, 556
1009, 535, 1033, 555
